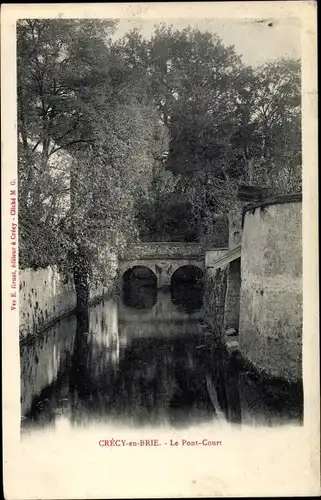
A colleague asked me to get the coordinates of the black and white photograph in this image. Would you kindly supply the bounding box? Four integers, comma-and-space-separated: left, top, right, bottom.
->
2, 2, 319, 498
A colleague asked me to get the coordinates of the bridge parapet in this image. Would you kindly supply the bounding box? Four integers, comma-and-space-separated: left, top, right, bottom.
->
119, 242, 205, 261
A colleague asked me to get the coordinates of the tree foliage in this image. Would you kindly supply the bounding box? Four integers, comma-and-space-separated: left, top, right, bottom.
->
17, 19, 168, 284
116, 26, 301, 243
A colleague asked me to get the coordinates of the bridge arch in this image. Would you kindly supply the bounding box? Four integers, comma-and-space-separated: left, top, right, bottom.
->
171, 265, 204, 286
122, 265, 157, 285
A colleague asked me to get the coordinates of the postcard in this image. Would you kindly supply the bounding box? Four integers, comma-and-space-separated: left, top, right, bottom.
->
2, 2, 319, 498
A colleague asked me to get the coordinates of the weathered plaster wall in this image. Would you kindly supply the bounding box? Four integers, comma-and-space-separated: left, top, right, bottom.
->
239, 197, 302, 382
19, 255, 118, 338
19, 267, 76, 338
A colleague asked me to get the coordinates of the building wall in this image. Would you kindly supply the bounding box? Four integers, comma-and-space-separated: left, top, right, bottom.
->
239, 196, 302, 382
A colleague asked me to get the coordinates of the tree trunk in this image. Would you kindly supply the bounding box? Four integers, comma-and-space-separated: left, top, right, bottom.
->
70, 157, 90, 311
73, 254, 90, 312
76, 306, 89, 335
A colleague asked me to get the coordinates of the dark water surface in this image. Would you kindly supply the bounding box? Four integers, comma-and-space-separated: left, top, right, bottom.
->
20, 281, 303, 433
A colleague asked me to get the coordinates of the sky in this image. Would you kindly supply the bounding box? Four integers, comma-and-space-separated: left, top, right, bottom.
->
113, 18, 301, 67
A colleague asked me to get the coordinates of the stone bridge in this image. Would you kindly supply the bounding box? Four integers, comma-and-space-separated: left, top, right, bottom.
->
118, 242, 227, 288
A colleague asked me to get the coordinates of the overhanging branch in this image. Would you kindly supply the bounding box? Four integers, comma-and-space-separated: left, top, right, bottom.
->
50, 139, 95, 156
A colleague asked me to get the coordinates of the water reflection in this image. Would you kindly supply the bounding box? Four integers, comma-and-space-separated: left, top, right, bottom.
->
171, 283, 204, 312
123, 280, 157, 309
20, 283, 303, 433
123, 266, 157, 309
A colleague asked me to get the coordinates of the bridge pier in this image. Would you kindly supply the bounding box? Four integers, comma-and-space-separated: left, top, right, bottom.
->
156, 266, 172, 289
157, 275, 171, 289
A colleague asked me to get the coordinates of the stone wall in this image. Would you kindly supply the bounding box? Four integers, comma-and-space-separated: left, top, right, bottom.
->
204, 248, 229, 272
228, 203, 243, 250
223, 258, 241, 330
204, 246, 241, 336
19, 267, 76, 338
204, 267, 228, 337
19, 256, 118, 339
239, 195, 302, 382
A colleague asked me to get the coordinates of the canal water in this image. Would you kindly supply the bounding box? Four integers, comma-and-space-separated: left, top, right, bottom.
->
20, 279, 303, 433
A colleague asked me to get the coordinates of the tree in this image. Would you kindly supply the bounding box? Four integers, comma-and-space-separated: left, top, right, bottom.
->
17, 19, 168, 308
116, 25, 247, 243
118, 27, 301, 243
245, 59, 301, 191
17, 19, 120, 271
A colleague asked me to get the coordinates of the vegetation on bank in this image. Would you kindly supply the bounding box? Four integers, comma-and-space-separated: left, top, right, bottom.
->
17, 20, 301, 307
